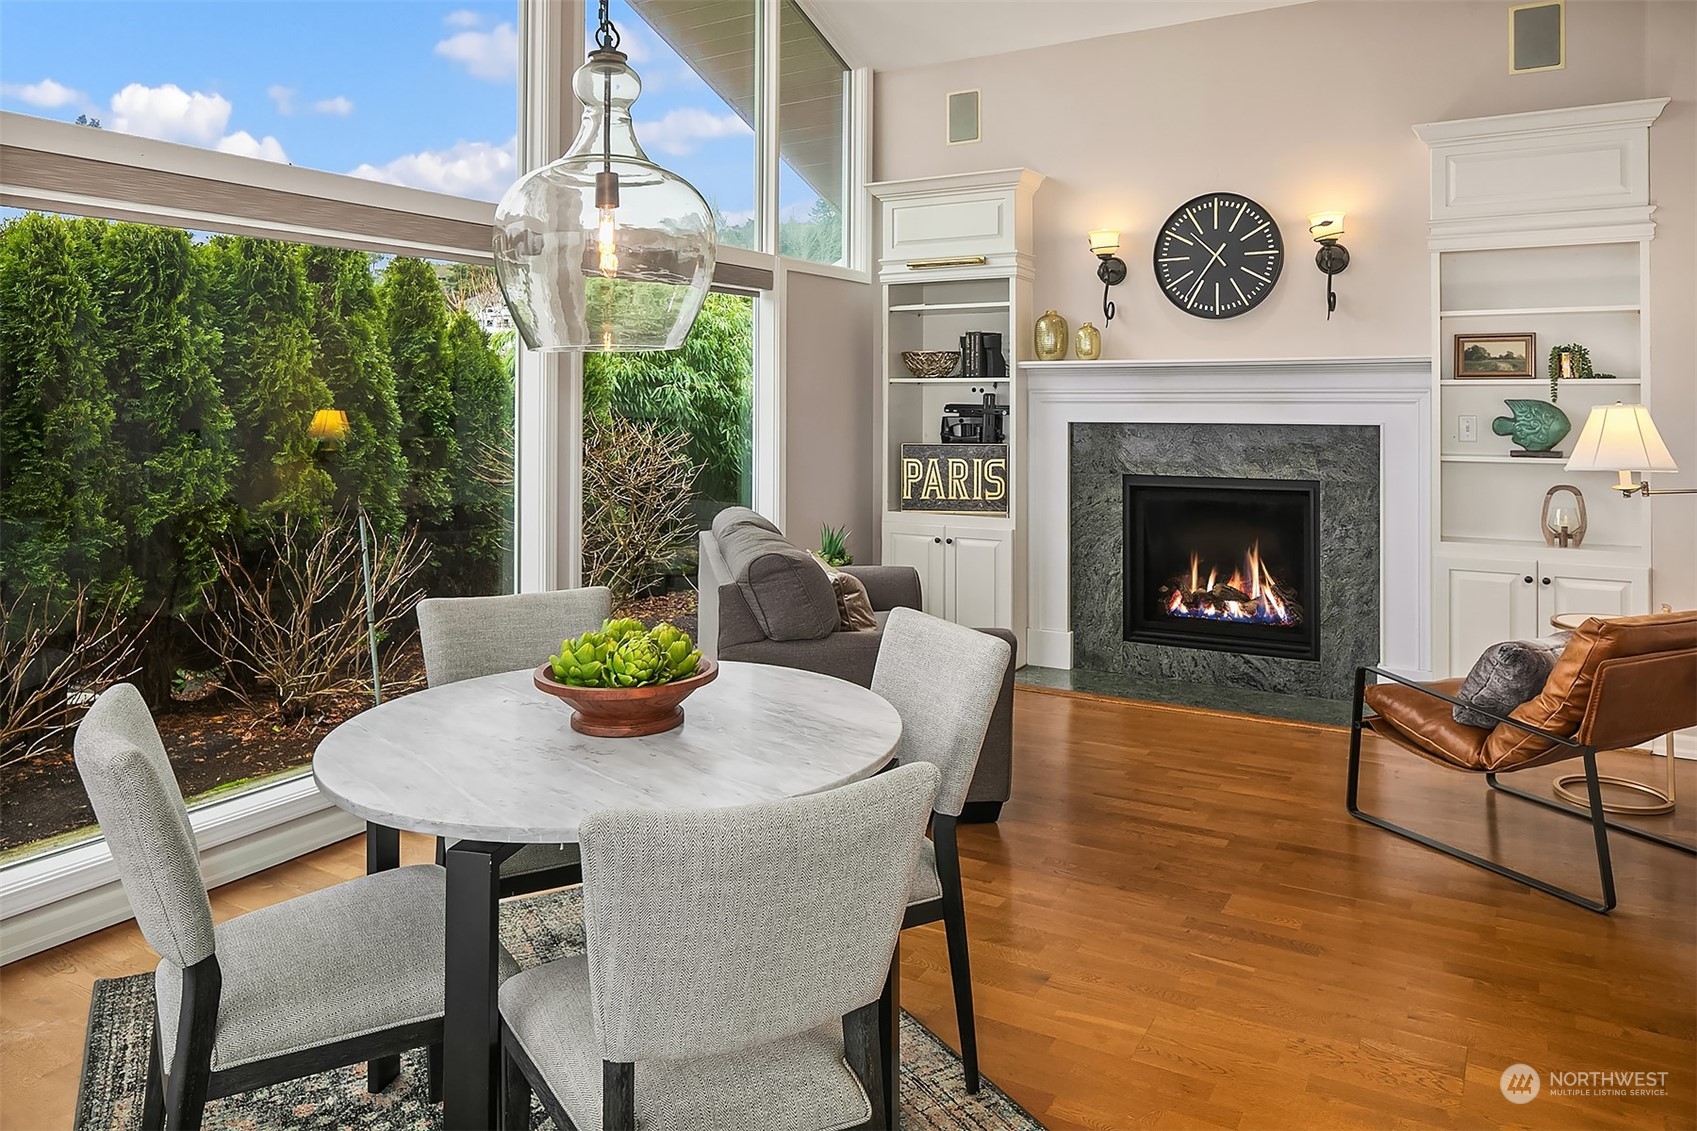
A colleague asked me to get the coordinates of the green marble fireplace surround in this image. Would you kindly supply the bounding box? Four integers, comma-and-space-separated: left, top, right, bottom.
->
1067, 421, 1382, 710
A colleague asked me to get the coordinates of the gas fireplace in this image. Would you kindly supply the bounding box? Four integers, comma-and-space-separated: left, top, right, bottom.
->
1123, 474, 1320, 661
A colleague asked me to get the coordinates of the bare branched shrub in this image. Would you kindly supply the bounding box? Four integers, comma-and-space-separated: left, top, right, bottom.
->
581, 415, 701, 599
1, 584, 140, 768
194, 515, 430, 721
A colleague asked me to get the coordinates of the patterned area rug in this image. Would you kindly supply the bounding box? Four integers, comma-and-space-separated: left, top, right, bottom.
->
76, 888, 1043, 1130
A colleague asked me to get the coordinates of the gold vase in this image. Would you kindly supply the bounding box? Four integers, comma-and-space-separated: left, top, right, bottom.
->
1075, 321, 1101, 360
1034, 310, 1068, 361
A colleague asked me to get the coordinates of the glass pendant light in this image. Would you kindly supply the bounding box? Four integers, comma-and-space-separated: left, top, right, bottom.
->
492, 0, 716, 352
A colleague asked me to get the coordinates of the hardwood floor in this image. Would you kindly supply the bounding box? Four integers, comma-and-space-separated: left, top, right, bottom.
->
3, 687, 1693, 1130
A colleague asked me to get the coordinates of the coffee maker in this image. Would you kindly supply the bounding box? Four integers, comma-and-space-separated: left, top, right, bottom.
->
941, 389, 1008, 444
959, 331, 1007, 379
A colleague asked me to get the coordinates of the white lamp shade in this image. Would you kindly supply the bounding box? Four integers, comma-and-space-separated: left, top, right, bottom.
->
1307, 211, 1345, 242
1088, 229, 1120, 255
1564, 403, 1679, 473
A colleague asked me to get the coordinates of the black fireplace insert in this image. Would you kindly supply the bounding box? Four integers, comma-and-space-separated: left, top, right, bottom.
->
1122, 474, 1320, 661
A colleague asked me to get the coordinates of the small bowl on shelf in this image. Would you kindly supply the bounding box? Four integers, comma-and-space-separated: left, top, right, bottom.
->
901, 350, 961, 379
532, 659, 719, 737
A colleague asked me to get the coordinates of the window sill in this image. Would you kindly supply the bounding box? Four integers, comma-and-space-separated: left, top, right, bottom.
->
0, 773, 362, 965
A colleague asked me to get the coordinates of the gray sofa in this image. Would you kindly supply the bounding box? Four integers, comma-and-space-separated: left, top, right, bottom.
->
698, 508, 1014, 822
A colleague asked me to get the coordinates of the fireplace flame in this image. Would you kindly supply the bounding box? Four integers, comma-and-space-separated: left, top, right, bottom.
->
1163, 541, 1298, 626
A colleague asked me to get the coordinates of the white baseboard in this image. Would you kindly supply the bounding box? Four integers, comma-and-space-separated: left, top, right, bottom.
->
1025, 628, 1072, 669
1, 783, 362, 965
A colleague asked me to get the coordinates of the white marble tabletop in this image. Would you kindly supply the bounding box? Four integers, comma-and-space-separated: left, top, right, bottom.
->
313, 661, 903, 842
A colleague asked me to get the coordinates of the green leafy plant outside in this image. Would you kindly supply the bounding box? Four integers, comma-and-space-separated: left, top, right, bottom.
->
548, 619, 703, 688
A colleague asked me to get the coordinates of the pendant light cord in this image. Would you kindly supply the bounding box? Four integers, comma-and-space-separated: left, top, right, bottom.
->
595, 0, 620, 50
596, 0, 618, 173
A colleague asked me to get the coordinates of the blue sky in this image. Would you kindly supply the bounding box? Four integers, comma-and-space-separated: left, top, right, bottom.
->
0, 0, 796, 218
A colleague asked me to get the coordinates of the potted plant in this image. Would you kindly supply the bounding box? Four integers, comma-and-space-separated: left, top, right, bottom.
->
819, 524, 854, 567
534, 618, 717, 736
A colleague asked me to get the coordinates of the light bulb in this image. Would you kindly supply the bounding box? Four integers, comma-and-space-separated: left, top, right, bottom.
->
596, 207, 619, 275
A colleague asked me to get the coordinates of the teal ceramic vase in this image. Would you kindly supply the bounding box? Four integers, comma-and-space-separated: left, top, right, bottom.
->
1492, 399, 1571, 454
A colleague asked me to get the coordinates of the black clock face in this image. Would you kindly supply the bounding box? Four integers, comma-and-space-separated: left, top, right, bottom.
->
1153, 193, 1283, 319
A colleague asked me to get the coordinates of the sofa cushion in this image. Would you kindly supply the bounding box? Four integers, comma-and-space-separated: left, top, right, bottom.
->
713, 520, 839, 642
811, 553, 877, 631
710, 506, 781, 540
1364, 678, 1491, 769
1451, 635, 1568, 728
1482, 609, 1697, 769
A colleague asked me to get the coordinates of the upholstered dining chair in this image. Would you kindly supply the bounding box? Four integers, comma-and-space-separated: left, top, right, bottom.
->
73, 684, 449, 1130
415, 586, 612, 897
497, 761, 940, 1131
871, 606, 1011, 1094
1351, 609, 1697, 912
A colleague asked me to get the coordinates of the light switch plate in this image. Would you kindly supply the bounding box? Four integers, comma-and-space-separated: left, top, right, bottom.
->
1459, 414, 1478, 442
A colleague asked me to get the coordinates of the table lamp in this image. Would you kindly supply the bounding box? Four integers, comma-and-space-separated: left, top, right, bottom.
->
1564, 402, 1695, 496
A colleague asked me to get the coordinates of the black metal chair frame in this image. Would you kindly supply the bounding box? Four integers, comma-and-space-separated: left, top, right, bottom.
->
901, 812, 980, 1094
497, 999, 891, 1131
140, 951, 443, 1131
1348, 665, 1618, 914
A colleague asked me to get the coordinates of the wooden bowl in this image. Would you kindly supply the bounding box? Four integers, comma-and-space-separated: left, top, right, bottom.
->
531, 659, 719, 738
901, 350, 961, 379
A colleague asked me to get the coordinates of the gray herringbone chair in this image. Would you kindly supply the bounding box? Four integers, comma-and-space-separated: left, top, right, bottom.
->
73, 684, 448, 1131
872, 606, 1010, 1095
497, 761, 941, 1131
417, 586, 612, 896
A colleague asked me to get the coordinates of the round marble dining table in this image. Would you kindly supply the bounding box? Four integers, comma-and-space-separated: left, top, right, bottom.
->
312, 660, 904, 1130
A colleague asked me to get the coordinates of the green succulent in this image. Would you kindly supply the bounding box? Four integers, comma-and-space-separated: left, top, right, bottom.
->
546, 621, 703, 687
607, 634, 663, 687
549, 631, 614, 686
601, 617, 648, 643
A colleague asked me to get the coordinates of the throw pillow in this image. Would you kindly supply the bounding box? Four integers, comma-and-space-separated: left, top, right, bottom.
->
810, 553, 877, 631
1452, 634, 1569, 729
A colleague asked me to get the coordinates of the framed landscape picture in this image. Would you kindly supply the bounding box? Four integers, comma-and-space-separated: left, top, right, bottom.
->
1455, 333, 1536, 378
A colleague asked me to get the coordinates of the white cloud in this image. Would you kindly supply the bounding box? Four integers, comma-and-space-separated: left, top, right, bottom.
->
1, 78, 86, 108
109, 82, 232, 144
312, 95, 354, 116
216, 130, 289, 163
267, 84, 297, 115
635, 107, 751, 156
349, 136, 517, 203
444, 8, 482, 27
435, 22, 519, 82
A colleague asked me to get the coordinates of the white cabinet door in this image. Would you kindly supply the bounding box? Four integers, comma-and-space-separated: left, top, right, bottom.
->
1539, 564, 1647, 623
883, 522, 947, 616
945, 526, 1014, 630
1445, 560, 1538, 674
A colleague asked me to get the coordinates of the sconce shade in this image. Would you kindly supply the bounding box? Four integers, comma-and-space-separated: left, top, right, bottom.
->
1088, 230, 1121, 256
492, 48, 716, 352
1565, 403, 1678, 473
1308, 212, 1346, 242
308, 408, 351, 443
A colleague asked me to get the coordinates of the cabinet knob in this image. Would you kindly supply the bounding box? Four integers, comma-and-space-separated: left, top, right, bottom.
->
1541, 577, 1552, 586
933, 537, 942, 544
945, 538, 954, 545
1524, 576, 1534, 584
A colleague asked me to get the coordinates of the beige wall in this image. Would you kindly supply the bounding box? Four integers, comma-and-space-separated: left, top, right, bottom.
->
872, 0, 1696, 607
782, 269, 877, 562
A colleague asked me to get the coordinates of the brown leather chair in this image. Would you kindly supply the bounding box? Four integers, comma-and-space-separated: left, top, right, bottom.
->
1349, 609, 1697, 912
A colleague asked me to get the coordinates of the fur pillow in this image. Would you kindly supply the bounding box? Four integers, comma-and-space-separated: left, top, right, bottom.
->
1452, 634, 1569, 729
810, 553, 877, 631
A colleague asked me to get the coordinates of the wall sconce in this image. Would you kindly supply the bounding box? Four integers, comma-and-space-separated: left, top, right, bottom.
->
1308, 212, 1349, 319
1088, 229, 1126, 323
1565, 402, 1696, 496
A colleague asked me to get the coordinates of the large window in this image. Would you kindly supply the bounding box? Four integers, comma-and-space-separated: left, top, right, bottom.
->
0, 1, 519, 201
0, 215, 516, 863
777, 0, 849, 265
607, 0, 759, 250
580, 292, 754, 629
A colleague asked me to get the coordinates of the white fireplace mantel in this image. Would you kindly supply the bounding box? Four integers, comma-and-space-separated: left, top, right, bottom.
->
1021, 355, 1434, 678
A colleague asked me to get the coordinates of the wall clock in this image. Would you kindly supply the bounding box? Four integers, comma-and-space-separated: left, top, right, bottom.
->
1153, 192, 1283, 319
